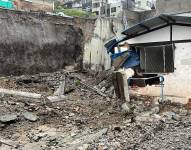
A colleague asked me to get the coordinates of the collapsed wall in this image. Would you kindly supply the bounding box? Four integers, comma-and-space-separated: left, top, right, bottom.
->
0, 9, 95, 75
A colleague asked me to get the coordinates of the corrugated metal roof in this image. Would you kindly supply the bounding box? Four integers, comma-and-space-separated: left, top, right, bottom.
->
122, 14, 191, 39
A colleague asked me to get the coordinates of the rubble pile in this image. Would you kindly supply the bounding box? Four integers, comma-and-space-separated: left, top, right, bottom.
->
0, 70, 190, 149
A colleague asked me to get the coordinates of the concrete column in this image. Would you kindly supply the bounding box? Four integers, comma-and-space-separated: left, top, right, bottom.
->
112, 68, 134, 113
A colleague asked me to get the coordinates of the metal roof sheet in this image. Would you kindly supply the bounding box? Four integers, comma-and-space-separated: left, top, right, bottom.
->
122, 14, 191, 39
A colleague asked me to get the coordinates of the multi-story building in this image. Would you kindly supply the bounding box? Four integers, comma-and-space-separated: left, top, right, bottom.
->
92, 0, 156, 17
133, 0, 155, 11
107, 0, 122, 17
63, 0, 82, 9
82, 0, 92, 12
92, 0, 105, 15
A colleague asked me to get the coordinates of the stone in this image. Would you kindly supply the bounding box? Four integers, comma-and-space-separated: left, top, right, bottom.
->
172, 114, 181, 121
98, 143, 108, 150
69, 113, 75, 117
0, 114, 17, 123
150, 106, 160, 114
135, 116, 149, 122
123, 119, 132, 124
152, 114, 165, 122
22, 112, 38, 122
22, 141, 46, 150
162, 112, 176, 120
179, 109, 188, 116
77, 144, 89, 150
121, 103, 130, 113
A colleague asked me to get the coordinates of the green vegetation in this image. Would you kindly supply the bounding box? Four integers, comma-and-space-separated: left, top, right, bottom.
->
54, 1, 95, 18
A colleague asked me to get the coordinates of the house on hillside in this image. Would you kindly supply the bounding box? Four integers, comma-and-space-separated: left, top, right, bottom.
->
63, 0, 82, 9
82, 0, 92, 12
14, 0, 54, 12
105, 12, 191, 102
92, 0, 155, 17
0, 0, 13, 9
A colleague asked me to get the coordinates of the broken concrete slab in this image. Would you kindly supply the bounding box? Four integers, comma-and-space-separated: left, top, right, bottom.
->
0, 88, 42, 99
54, 76, 66, 96
58, 128, 108, 150
0, 114, 17, 123
22, 141, 47, 150
0, 136, 19, 149
22, 112, 38, 122
47, 95, 68, 102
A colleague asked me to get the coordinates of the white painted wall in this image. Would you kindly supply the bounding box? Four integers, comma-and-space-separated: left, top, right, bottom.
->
127, 25, 191, 44
172, 25, 191, 41
127, 26, 170, 44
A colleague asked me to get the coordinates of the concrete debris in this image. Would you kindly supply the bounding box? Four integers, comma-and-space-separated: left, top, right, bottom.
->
0, 88, 41, 99
79, 81, 107, 97
77, 144, 89, 150
0, 114, 17, 123
63, 128, 108, 150
22, 141, 47, 150
0, 136, 19, 149
121, 102, 131, 113
53, 75, 66, 96
0, 71, 190, 149
47, 95, 68, 102
22, 112, 38, 122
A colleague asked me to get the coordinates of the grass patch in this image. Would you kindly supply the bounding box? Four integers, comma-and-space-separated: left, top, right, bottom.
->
55, 5, 95, 18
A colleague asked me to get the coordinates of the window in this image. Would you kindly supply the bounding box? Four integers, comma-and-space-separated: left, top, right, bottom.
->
93, 2, 100, 8
139, 44, 174, 73
111, 7, 116, 13
94, 11, 99, 15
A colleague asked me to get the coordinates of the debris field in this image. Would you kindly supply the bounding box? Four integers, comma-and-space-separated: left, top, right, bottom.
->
0, 70, 190, 150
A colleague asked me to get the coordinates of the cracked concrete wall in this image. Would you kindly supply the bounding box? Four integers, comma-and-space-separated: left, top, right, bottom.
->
83, 17, 124, 71
0, 9, 95, 75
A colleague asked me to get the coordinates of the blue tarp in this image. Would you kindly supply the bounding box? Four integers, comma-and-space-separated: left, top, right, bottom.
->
123, 50, 140, 68
111, 49, 140, 69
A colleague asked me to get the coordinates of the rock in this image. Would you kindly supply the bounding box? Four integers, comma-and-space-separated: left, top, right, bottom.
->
98, 143, 108, 150
135, 116, 149, 122
121, 103, 130, 113
61, 128, 108, 150
113, 126, 122, 132
22, 141, 47, 150
77, 144, 89, 150
179, 109, 188, 116
0, 114, 17, 123
162, 112, 176, 120
69, 113, 75, 117
123, 119, 132, 124
150, 106, 160, 114
22, 112, 38, 122
172, 114, 181, 121
101, 87, 106, 93
151, 114, 165, 122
